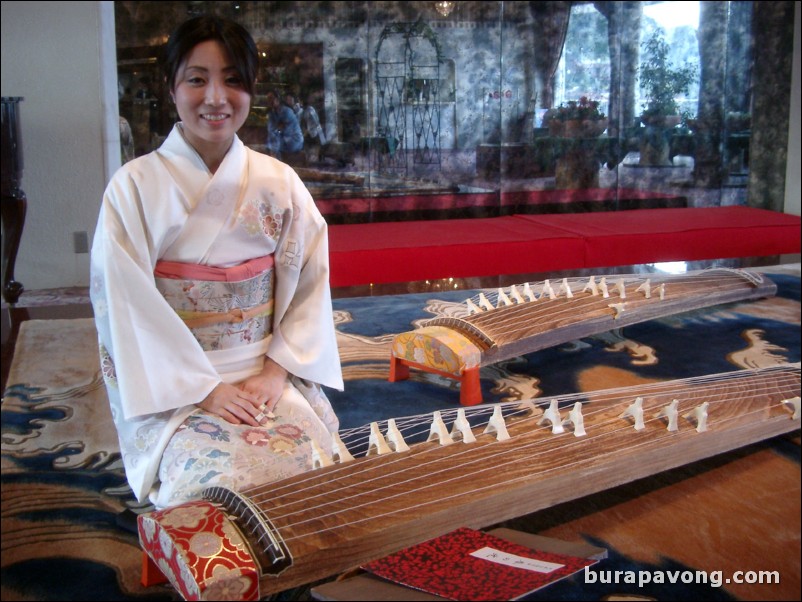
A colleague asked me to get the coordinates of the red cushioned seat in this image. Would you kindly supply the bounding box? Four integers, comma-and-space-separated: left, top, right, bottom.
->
514, 207, 801, 269
328, 216, 585, 287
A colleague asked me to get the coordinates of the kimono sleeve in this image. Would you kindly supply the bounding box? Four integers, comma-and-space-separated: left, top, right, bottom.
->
90, 168, 222, 419
267, 171, 344, 391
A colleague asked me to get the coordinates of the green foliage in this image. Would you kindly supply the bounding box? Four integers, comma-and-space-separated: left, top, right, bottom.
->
639, 31, 697, 117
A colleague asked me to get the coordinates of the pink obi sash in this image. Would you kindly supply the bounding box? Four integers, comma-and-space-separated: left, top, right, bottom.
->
154, 255, 275, 349
154, 255, 275, 283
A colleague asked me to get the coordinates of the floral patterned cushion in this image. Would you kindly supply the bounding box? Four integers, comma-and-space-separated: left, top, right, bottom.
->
138, 500, 260, 601
391, 326, 481, 376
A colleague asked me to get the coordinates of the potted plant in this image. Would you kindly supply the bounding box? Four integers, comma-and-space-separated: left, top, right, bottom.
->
637, 32, 697, 164
542, 97, 608, 189
639, 31, 696, 127
546, 96, 607, 138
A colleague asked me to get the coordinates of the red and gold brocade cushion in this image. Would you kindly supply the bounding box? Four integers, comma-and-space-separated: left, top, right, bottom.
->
138, 501, 260, 601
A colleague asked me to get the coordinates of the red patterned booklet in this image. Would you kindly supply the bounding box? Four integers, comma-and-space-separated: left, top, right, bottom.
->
361, 527, 598, 601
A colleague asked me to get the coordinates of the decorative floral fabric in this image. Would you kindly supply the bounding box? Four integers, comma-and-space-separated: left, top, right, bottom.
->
392, 325, 482, 376
139, 500, 260, 601
156, 389, 332, 508
156, 268, 274, 352
237, 198, 284, 241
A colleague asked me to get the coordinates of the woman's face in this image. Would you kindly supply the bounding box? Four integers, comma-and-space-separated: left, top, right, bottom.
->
171, 39, 251, 157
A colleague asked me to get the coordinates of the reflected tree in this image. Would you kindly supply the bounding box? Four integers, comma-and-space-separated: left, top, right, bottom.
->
748, 0, 794, 211
594, 1, 641, 138
693, 1, 727, 188
528, 1, 572, 110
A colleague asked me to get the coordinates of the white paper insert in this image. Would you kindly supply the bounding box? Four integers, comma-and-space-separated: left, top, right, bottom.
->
470, 547, 565, 573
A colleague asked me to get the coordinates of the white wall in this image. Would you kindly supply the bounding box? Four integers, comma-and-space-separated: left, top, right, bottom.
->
1, 1, 119, 290
0, 1, 800, 293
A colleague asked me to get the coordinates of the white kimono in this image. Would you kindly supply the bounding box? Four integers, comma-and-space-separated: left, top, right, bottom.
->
90, 124, 343, 506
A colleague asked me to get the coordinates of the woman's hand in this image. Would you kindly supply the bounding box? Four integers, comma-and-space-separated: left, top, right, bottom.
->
239, 357, 288, 414
199, 382, 265, 426
198, 358, 288, 426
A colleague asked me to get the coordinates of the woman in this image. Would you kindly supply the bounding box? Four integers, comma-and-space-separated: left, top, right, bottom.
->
90, 15, 342, 509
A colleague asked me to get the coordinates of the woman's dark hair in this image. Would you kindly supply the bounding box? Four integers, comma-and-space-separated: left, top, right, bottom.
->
162, 15, 259, 96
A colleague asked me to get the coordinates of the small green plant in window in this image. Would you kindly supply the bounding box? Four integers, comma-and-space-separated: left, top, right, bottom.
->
639, 31, 697, 123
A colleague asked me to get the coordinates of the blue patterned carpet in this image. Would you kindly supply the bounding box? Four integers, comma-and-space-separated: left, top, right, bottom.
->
1, 270, 799, 600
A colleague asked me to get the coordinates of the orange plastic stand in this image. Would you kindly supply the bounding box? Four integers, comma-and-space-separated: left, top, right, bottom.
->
141, 551, 169, 587
389, 354, 482, 406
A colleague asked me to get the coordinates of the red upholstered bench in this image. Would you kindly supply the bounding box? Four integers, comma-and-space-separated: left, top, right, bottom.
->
327, 207, 801, 288
513, 206, 801, 268
327, 216, 585, 287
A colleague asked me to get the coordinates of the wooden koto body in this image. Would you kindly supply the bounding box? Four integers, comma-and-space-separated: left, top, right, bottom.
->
138, 364, 800, 600
390, 268, 778, 405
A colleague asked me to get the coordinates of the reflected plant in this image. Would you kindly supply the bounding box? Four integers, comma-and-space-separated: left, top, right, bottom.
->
552, 96, 606, 122
639, 31, 697, 118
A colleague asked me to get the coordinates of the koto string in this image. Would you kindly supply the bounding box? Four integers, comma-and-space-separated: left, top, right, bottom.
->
463, 269, 764, 310
226, 370, 798, 562
240, 367, 797, 503
239, 366, 797, 501
277, 400, 794, 544
462, 271, 756, 311
240, 368, 797, 519
319, 363, 792, 470
450, 271, 767, 347
251, 372, 796, 519
460, 272, 762, 332
271, 397, 796, 542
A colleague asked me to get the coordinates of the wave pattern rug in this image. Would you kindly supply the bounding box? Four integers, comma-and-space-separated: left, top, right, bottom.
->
2, 268, 800, 601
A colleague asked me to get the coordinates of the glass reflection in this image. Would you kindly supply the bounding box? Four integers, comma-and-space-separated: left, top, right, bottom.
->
114, 1, 787, 225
